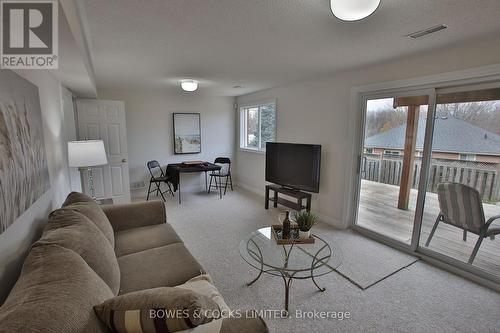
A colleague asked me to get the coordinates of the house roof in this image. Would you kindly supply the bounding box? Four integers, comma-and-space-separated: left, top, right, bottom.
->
364, 117, 500, 155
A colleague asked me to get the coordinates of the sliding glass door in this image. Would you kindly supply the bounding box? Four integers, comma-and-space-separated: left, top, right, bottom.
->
356, 92, 432, 245
354, 84, 500, 281
418, 86, 500, 277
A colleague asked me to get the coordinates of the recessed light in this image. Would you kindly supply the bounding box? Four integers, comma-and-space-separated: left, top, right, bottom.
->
180, 79, 198, 92
330, 0, 380, 21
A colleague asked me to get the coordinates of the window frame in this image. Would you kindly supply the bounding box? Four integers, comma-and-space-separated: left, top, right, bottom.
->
459, 153, 476, 161
348, 64, 500, 290
384, 150, 401, 156
239, 100, 276, 153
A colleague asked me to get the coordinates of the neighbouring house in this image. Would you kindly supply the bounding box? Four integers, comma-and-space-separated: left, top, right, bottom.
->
364, 116, 500, 163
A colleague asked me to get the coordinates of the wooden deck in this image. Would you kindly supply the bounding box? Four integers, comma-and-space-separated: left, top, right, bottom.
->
358, 180, 500, 276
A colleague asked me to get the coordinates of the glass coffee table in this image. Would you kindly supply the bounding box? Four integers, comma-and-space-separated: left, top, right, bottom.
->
239, 227, 342, 312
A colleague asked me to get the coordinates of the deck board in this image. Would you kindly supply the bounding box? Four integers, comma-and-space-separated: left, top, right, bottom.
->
357, 180, 500, 276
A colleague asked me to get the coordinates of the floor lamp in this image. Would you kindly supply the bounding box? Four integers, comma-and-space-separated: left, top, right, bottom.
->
68, 140, 108, 199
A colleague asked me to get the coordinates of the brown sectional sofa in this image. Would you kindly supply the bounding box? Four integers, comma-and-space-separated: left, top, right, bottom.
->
0, 192, 268, 333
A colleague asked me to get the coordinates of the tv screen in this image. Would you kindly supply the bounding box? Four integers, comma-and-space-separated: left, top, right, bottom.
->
265, 142, 321, 193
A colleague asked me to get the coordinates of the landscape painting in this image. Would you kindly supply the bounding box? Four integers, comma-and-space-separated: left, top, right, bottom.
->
0, 71, 50, 234
173, 113, 201, 154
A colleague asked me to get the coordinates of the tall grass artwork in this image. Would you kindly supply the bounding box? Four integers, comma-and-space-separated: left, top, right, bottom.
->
173, 113, 201, 154
0, 71, 50, 234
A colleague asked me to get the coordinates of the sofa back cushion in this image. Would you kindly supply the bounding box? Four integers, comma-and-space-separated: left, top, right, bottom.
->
0, 244, 114, 333
40, 208, 121, 295
61, 192, 115, 247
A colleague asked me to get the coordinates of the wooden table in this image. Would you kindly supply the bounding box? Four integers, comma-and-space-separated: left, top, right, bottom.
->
265, 184, 312, 212
168, 163, 222, 204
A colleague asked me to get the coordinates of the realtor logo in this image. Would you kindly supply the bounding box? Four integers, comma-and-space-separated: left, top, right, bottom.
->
1, 0, 58, 69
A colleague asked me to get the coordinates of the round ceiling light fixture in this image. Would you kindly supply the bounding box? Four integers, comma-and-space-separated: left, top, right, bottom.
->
180, 79, 199, 92
330, 0, 380, 21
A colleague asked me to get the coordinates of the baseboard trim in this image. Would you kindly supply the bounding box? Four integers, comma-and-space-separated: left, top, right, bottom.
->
235, 182, 263, 197
130, 182, 209, 201
236, 181, 345, 229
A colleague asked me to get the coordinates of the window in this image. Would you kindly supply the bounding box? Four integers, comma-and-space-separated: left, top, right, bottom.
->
459, 153, 476, 161
364, 148, 373, 154
384, 150, 400, 156
240, 102, 276, 151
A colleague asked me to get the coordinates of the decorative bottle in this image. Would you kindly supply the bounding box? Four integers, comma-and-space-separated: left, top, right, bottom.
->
282, 211, 291, 239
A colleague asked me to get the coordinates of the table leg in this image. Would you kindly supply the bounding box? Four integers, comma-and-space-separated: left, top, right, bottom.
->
246, 239, 264, 286
265, 186, 269, 209
310, 243, 326, 292
205, 171, 208, 191
311, 275, 326, 292
306, 196, 311, 212
273, 190, 278, 208
178, 174, 182, 204
247, 270, 263, 286
281, 274, 293, 314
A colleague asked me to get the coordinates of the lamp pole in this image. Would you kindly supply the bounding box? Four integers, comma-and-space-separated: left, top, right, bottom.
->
79, 166, 96, 200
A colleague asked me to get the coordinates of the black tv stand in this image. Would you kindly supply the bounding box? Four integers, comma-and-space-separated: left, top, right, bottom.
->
265, 184, 312, 212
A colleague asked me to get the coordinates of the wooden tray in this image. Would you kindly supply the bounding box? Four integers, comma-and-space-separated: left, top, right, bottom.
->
271, 224, 315, 244
182, 160, 204, 166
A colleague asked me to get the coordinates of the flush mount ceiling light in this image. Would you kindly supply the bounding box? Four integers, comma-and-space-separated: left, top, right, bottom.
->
180, 79, 198, 92
330, 0, 380, 21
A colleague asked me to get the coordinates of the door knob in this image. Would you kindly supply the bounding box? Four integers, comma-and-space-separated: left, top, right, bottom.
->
122, 159, 127, 163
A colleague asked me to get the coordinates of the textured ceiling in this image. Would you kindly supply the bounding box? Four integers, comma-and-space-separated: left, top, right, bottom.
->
81, 0, 500, 96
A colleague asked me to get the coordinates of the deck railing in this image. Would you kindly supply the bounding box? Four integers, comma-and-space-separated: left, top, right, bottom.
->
361, 153, 500, 202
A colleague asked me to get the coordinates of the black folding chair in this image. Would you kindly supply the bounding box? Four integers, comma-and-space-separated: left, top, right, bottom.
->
146, 160, 174, 201
208, 157, 233, 199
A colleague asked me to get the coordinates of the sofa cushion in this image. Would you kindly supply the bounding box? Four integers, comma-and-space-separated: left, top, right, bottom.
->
62, 191, 97, 206
94, 286, 219, 332
61, 192, 115, 247
40, 208, 121, 295
118, 243, 203, 294
172, 275, 269, 333
0, 244, 114, 333
175, 274, 230, 314
101, 200, 166, 232
114, 223, 182, 257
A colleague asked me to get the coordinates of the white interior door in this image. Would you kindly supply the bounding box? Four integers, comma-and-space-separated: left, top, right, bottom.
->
76, 99, 131, 203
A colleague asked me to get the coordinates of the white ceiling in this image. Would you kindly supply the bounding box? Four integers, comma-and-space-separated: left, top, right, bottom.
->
81, 0, 500, 96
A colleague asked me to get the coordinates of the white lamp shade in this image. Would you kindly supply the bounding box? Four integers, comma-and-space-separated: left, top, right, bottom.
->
330, 0, 380, 21
68, 140, 108, 167
180, 80, 199, 92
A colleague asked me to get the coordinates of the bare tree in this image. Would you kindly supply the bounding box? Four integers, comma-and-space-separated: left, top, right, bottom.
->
437, 101, 500, 135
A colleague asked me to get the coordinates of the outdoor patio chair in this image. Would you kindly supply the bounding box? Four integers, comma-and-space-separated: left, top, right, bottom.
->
425, 182, 500, 264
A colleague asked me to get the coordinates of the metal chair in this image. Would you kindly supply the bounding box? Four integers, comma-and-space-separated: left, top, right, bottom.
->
146, 160, 174, 201
425, 182, 500, 264
208, 157, 233, 199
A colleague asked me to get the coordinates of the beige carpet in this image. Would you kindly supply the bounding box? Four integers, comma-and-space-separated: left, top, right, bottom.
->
144, 186, 500, 333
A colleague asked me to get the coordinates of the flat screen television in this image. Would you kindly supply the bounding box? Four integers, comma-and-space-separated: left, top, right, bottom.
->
265, 142, 321, 193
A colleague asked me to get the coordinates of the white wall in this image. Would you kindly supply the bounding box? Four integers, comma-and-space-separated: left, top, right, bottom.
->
0, 70, 74, 303
98, 89, 236, 198
61, 86, 82, 192
236, 34, 500, 229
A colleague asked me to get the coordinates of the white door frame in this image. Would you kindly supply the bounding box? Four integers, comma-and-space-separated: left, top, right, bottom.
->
346, 63, 500, 290
76, 99, 131, 203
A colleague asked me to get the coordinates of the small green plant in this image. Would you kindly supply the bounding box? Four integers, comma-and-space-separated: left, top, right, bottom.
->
295, 211, 318, 232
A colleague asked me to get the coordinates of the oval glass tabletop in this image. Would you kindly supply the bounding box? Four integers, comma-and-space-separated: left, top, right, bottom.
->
239, 227, 342, 279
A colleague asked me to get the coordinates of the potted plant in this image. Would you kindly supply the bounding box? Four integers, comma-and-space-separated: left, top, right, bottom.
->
295, 211, 317, 239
